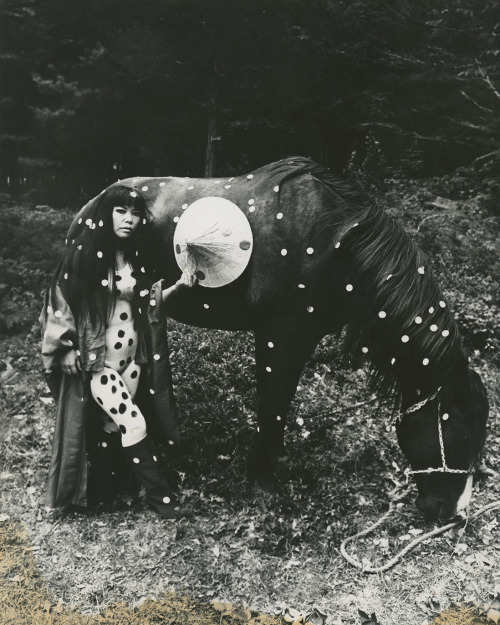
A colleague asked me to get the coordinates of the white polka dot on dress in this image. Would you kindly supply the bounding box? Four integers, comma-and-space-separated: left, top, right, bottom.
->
430, 324, 438, 332
163, 496, 170, 504
268, 342, 274, 348
281, 249, 287, 256
401, 335, 409, 343
154, 354, 160, 361
378, 311, 386, 318
89, 354, 96, 361
247, 174, 253, 180
306, 247, 314, 255
133, 458, 140, 464
274, 186, 279, 192
346, 284, 353, 292
277, 212, 283, 219
422, 358, 429, 365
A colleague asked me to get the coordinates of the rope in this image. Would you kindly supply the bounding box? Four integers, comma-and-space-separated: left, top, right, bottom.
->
340, 496, 500, 574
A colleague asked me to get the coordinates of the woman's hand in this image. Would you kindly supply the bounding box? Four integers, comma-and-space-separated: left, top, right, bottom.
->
175, 272, 198, 289
60, 349, 81, 376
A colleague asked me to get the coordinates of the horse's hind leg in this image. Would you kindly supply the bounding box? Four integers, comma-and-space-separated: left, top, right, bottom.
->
248, 316, 324, 488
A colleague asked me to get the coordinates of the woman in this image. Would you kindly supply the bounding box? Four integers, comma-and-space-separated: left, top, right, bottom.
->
40, 185, 195, 518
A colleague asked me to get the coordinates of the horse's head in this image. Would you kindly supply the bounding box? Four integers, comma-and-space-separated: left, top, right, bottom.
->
397, 368, 488, 521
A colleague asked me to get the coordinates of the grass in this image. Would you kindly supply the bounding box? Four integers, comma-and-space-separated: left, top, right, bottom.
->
0, 171, 499, 625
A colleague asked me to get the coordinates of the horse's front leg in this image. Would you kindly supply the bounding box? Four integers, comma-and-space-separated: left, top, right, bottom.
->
248, 317, 323, 488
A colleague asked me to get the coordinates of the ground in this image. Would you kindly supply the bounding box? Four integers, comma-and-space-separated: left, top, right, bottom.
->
0, 171, 499, 625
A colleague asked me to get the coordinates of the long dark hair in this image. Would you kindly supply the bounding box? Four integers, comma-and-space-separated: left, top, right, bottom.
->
51, 185, 155, 327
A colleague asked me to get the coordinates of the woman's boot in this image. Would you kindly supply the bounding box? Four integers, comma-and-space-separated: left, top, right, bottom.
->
121, 437, 177, 519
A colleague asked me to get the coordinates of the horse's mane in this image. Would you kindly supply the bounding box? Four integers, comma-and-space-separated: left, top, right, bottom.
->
288, 158, 467, 403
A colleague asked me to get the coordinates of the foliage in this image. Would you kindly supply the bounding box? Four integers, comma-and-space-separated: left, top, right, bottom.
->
1, 1, 499, 200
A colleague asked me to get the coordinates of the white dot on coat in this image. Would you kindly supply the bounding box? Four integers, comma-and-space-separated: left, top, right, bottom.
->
418, 266, 425, 275
154, 354, 160, 361
89, 354, 96, 361
102, 279, 108, 286
204, 303, 210, 309
274, 185, 279, 192
150, 299, 156, 306
133, 458, 140, 464
439, 301, 446, 308
281, 249, 287, 256
430, 324, 438, 332
306, 247, 314, 255
247, 174, 253, 179
149, 389, 155, 395
442, 330, 450, 337
415, 316, 422, 324
346, 284, 353, 292
266, 366, 272, 372
102, 441, 107, 447
168, 440, 174, 445
442, 413, 449, 421
276, 416, 281, 421
163, 496, 171, 504
429, 307, 434, 314
401, 335, 409, 343
298, 283, 305, 289
97, 251, 103, 258
307, 306, 314, 313
277, 212, 283, 219
422, 358, 429, 365
362, 347, 369, 353
268, 342, 274, 348
378, 311, 386, 318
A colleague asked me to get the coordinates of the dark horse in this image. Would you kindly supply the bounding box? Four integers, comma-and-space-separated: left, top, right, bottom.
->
72, 157, 488, 521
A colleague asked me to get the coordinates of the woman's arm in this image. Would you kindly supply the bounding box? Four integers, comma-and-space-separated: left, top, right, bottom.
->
161, 272, 198, 305
40, 282, 80, 375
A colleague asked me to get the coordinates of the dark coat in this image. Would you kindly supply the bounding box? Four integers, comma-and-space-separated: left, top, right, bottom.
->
40, 279, 179, 508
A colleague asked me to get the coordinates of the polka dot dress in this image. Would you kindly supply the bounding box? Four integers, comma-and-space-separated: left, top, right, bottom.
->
105, 263, 137, 373
89, 263, 146, 447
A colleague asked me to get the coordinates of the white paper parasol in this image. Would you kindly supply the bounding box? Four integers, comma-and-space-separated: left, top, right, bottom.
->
173, 196, 253, 288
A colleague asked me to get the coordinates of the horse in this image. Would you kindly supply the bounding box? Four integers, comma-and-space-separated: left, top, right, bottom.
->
70, 157, 489, 521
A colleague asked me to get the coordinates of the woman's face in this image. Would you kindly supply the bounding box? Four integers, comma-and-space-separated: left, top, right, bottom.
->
112, 205, 141, 239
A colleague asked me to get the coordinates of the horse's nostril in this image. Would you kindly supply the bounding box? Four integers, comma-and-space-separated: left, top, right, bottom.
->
416, 495, 441, 520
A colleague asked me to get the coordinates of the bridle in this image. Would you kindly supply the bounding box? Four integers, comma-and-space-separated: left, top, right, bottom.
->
396, 387, 471, 475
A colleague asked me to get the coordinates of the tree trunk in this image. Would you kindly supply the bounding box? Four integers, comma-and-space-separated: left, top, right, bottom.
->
204, 61, 218, 178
